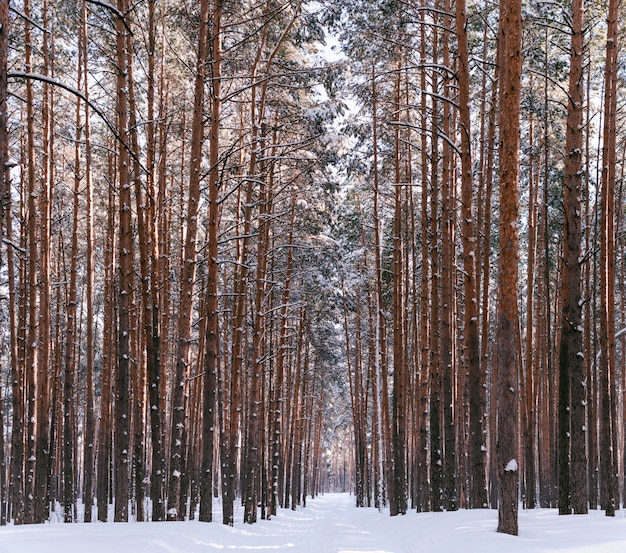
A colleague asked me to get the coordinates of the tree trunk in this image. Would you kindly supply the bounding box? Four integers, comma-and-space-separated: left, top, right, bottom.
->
495, 0, 523, 534
34, 0, 53, 523
198, 0, 222, 524
584, 59, 597, 510
167, 0, 211, 521
558, 0, 587, 515
244, 133, 271, 526
457, 0, 487, 510
371, 67, 391, 508
482, 49, 498, 511
521, 90, 539, 509
429, 44, 443, 513
97, 180, 116, 522
599, 0, 619, 517
416, 4, 430, 511
270, 190, 296, 516
23, 0, 39, 524
440, 4, 456, 510
124, 33, 150, 523
63, 106, 82, 521
114, 0, 133, 522
80, 0, 96, 523
0, 0, 7, 521
391, 62, 407, 517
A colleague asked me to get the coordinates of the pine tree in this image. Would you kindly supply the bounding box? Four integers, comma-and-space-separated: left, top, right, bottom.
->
495, 0, 523, 534
558, 0, 587, 515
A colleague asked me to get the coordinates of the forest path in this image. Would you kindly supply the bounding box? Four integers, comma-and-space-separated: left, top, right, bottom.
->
268, 493, 405, 552
2, 494, 626, 553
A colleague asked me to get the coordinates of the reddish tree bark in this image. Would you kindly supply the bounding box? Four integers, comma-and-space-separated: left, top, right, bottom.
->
599, 0, 620, 518
457, 0, 487, 510
495, 0, 523, 534
558, 0, 587, 515
114, 0, 133, 522
0, 0, 8, 526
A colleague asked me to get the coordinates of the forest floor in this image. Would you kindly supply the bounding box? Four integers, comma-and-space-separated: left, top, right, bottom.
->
1, 493, 626, 553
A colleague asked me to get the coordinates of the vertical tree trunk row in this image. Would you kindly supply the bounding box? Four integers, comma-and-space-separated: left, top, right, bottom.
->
0, 0, 624, 528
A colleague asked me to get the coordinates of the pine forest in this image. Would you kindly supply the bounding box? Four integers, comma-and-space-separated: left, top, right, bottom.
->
0, 0, 624, 538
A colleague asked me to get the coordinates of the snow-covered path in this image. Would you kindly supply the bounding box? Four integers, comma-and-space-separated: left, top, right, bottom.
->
2, 493, 626, 553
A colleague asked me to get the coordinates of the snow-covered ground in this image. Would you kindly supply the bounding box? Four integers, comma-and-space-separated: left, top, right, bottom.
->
2, 493, 626, 553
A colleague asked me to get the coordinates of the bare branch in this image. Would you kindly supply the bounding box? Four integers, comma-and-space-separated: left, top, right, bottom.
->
85, 0, 124, 19
10, 6, 49, 34
8, 71, 147, 174
85, 0, 133, 34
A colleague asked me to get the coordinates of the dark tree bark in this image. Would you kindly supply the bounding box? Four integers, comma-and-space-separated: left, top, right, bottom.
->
80, 0, 96, 523
427, 7, 444, 511
482, 46, 498, 512
371, 67, 391, 509
244, 127, 272, 523
0, 0, 9, 528
126, 34, 148, 523
141, 0, 166, 523
167, 0, 211, 521
599, 0, 619, 518
63, 97, 81, 522
114, 0, 133, 522
23, 0, 39, 524
558, 0, 587, 515
583, 61, 597, 510
0, 1, 6, 221
457, 0, 487, 510
416, 3, 431, 512
270, 190, 296, 516
523, 107, 539, 509
97, 181, 116, 522
440, 1, 456, 510
495, 0, 523, 534
34, 0, 53, 523
390, 61, 407, 517
343, 275, 366, 508
198, 0, 221, 524
9, 224, 23, 524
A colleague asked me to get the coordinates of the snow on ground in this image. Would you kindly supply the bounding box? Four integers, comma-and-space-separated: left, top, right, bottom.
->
1, 493, 626, 553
